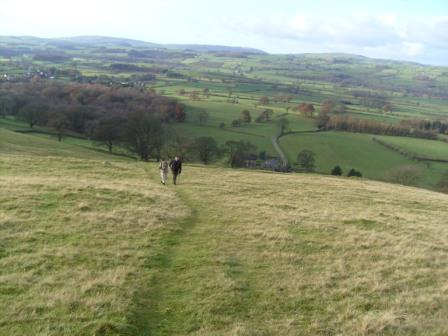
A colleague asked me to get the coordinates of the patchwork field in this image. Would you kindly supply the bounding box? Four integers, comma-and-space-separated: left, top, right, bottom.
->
280, 131, 448, 189
2, 36, 448, 192
1, 130, 448, 335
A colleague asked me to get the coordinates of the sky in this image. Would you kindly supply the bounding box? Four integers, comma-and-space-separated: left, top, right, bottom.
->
1, 0, 447, 65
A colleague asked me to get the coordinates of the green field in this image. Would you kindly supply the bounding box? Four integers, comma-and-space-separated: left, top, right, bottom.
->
280, 131, 414, 177
280, 131, 448, 189
1, 35, 448, 192
375, 135, 448, 161
170, 97, 316, 156
1, 129, 448, 335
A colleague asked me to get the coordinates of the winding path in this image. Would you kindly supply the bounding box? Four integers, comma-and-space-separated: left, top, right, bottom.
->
130, 168, 256, 335
272, 129, 321, 167
271, 134, 289, 167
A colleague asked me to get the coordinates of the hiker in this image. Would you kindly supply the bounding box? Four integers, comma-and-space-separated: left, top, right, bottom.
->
159, 158, 169, 185
169, 156, 182, 185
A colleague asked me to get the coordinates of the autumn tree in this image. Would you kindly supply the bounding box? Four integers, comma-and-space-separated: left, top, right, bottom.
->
321, 99, 335, 113
240, 110, 252, 124
259, 96, 270, 105
175, 103, 186, 122
382, 103, 392, 113
297, 103, 315, 118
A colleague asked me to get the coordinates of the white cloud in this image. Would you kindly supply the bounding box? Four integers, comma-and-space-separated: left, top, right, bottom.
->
378, 14, 397, 27
403, 42, 425, 57
224, 11, 448, 64
291, 14, 309, 30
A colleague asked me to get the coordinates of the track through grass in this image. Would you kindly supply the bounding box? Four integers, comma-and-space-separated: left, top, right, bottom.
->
131, 165, 448, 335
135, 167, 259, 336
127, 174, 201, 335
2, 130, 448, 335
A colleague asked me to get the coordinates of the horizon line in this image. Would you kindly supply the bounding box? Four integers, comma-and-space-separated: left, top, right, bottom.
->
1, 34, 442, 67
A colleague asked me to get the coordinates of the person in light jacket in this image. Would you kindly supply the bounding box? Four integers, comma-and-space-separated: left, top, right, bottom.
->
159, 158, 169, 185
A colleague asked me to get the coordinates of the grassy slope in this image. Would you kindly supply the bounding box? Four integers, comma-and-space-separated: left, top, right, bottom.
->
144, 165, 448, 336
0, 130, 189, 335
3, 40, 448, 191
0, 128, 125, 160
1, 130, 448, 335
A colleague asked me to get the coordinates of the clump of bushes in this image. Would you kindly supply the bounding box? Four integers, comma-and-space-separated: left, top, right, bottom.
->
331, 165, 342, 176
347, 168, 362, 177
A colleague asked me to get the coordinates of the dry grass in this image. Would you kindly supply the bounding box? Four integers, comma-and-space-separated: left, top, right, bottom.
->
148, 166, 448, 336
1, 129, 448, 335
0, 154, 189, 335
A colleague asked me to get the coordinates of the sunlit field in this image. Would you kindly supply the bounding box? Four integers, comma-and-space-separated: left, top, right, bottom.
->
1, 130, 447, 335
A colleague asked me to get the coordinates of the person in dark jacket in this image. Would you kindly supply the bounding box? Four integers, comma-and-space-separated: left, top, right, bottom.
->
169, 156, 182, 185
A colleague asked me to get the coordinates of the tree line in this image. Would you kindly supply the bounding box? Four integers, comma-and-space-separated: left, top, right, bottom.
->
400, 118, 448, 135
0, 80, 262, 165
318, 114, 437, 139
0, 80, 186, 159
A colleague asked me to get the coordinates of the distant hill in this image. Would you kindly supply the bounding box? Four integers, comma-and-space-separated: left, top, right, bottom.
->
298, 52, 425, 66
60, 36, 160, 48
0, 35, 433, 62
0, 35, 267, 54
166, 43, 267, 54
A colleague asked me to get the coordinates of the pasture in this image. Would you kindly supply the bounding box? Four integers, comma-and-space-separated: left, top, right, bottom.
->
1, 129, 448, 335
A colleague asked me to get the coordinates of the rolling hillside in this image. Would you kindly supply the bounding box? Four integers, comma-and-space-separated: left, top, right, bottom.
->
2, 35, 448, 192
2, 35, 448, 191
1, 129, 448, 335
